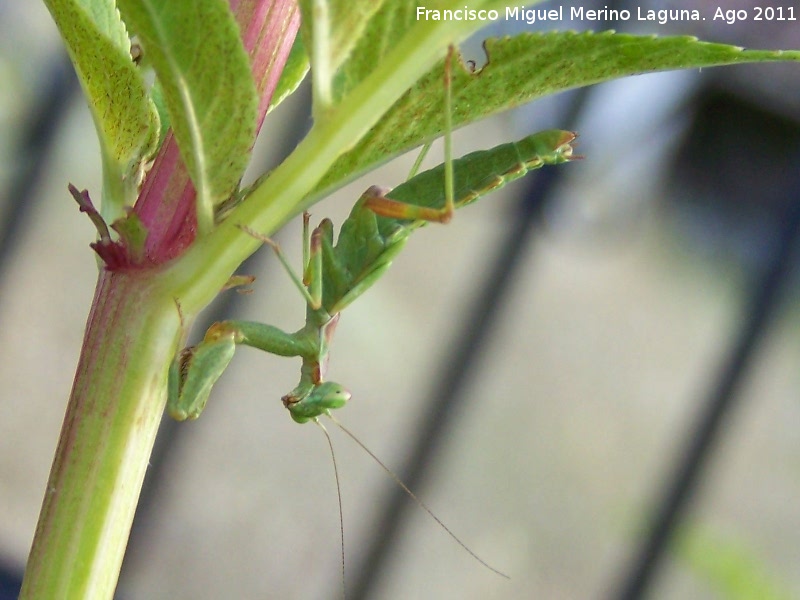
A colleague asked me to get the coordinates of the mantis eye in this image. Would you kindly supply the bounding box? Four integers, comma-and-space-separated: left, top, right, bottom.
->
298, 381, 350, 414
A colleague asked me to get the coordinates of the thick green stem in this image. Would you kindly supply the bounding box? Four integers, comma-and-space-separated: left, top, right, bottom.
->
20, 270, 181, 599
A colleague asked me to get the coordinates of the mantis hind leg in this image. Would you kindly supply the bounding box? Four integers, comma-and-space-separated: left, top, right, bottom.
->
365, 45, 456, 224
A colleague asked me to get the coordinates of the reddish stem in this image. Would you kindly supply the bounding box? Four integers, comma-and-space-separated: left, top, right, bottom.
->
133, 0, 301, 266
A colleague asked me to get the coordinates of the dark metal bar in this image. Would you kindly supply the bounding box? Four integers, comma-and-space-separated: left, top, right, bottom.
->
0, 557, 23, 600
345, 1, 635, 593
346, 100, 589, 599
613, 168, 800, 600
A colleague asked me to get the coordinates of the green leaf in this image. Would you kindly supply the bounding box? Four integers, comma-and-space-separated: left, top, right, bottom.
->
43, 0, 159, 208
314, 31, 800, 199
325, 0, 420, 106
267, 35, 309, 115
117, 0, 258, 234
303, 0, 524, 110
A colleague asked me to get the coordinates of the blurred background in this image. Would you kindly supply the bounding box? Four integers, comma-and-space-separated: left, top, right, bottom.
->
1, 0, 799, 598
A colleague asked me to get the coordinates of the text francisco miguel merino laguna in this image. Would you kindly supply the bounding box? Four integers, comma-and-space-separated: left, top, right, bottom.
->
416, 6, 704, 25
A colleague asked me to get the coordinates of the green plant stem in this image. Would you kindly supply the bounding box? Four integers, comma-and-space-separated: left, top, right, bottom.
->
20, 270, 181, 599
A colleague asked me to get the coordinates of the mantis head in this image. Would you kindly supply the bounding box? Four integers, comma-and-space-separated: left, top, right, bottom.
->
284, 381, 351, 424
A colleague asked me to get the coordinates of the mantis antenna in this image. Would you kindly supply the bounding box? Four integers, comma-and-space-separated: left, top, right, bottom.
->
326, 413, 510, 580
313, 418, 347, 600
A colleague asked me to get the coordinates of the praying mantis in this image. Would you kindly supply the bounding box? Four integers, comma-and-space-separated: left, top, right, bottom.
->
169, 43, 577, 422
168, 126, 577, 422
167, 47, 577, 584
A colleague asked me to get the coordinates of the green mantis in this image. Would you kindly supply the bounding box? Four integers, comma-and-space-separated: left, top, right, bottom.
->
168, 126, 576, 423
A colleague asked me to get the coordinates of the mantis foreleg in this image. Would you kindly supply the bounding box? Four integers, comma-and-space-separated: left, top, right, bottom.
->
169, 221, 350, 422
